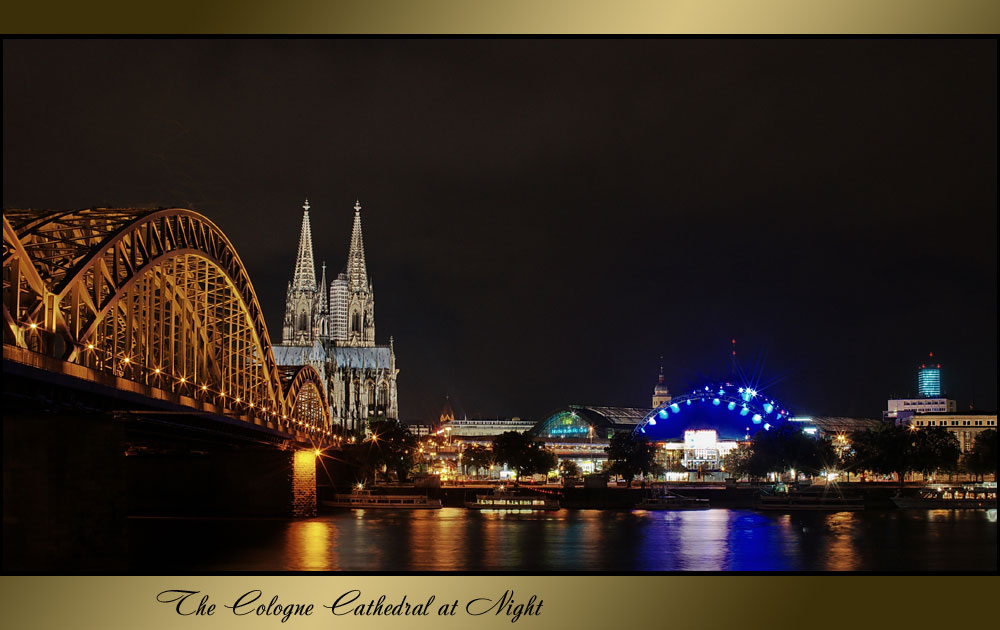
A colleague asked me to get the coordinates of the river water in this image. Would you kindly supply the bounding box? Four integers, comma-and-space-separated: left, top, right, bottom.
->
128, 508, 997, 572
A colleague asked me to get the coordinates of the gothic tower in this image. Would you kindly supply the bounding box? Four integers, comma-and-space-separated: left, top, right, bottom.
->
282, 199, 323, 346
332, 200, 376, 347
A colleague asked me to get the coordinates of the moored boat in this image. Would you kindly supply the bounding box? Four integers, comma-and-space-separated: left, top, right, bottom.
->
464, 486, 560, 511
322, 490, 442, 509
636, 490, 710, 510
892, 484, 997, 509
754, 487, 864, 511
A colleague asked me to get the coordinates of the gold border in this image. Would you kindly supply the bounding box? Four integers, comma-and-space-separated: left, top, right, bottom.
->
3, 2, 997, 629
2, 575, 999, 629
1, 0, 999, 34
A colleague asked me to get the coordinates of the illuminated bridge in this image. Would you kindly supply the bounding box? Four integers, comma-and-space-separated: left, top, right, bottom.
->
3, 208, 340, 559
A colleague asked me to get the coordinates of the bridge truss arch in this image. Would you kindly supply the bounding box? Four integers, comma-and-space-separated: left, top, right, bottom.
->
3, 207, 331, 438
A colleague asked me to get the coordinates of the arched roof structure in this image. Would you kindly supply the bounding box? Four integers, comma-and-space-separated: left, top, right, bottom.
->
634, 382, 793, 441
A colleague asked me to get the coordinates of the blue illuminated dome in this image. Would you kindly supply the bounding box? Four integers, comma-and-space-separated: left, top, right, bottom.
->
634, 383, 793, 441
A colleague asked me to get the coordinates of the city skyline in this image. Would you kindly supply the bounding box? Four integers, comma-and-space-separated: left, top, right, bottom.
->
3, 39, 996, 421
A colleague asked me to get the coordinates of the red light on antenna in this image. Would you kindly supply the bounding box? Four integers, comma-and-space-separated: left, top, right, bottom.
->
929, 352, 934, 357
731, 339, 736, 344
937, 364, 940, 368
732, 351, 736, 356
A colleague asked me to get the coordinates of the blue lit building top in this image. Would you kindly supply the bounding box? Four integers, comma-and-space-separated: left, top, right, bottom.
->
917, 363, 941, 398
633, 382, 793, 441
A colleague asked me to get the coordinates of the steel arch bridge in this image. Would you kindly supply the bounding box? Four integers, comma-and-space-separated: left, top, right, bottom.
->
3, 207, 331, 439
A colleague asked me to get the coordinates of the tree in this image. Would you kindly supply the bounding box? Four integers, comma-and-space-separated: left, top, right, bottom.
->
847, 423, 960, 487
491, 431, 557, 479
363, 418, 418, 482
722, 443, 761, 480
913, 426, 960, 479
961, 429, 997, 481
462, 444, 495, 478
559, 459, 581, 478
604, 431, 657, 487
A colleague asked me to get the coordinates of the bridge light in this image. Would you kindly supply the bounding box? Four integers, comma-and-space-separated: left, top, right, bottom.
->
201, 385, 207, 391
29, 322, 38, 329
712, 398, 720, 406
648, 418, 657, 426
122, 357, 130, 364
154, 368, 161, 374
179, 376, 186, 384
87, 343, 95, 350
235, 397, 241, 403
727, 401, 736, 411
752, 414, 763, 424
763, 403, 774, 414
314, 449, 321, 457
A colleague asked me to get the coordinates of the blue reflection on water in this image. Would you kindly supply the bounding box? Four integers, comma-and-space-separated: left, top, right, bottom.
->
126, 508, 997, 572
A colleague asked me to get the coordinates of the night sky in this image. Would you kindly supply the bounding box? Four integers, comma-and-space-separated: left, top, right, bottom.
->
3, 39, 996, 421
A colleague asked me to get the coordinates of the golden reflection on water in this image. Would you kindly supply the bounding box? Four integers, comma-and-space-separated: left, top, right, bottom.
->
285, 519, 335, 571
822, 512, 859, 571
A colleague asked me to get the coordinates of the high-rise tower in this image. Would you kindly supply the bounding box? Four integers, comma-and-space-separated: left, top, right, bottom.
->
918, 353, 942, 397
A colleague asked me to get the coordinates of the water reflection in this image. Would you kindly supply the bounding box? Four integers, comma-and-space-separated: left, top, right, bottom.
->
127, 508, 997, 572
285, 519, 334, 570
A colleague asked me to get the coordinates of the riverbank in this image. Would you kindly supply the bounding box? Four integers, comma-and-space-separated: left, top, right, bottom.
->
319, 482, 928, 510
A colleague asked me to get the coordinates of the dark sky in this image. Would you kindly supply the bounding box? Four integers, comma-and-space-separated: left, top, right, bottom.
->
4, 39, 997, 421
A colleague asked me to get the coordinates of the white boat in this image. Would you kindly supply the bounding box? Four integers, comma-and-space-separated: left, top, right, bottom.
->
464, 486, 560, 511
322, 490, 442, 509
892, 484, 997, 509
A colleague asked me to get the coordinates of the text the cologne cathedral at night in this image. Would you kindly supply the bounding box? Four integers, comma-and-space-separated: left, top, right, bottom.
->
274, 200, 399, 432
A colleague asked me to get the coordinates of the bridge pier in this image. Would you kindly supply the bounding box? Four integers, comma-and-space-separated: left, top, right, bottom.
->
3, 410, 318, 570
126, 448, 316, 518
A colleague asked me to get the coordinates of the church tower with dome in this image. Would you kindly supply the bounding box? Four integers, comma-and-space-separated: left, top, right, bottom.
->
652, 362, 672, 408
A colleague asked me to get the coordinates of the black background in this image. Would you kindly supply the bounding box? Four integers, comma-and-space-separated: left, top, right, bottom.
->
4, 39, 996, 421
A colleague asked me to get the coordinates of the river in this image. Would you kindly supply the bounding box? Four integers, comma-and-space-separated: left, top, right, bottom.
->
127, 508, 997, 572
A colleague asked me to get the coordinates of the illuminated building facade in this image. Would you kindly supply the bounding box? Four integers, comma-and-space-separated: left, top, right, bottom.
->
634, 383, 794, 476
896, 411, 997, 452
885, 397, 957, 419
530, 406, 650, 473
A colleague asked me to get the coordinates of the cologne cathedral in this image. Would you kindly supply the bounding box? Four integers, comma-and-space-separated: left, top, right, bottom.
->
272, 199, 399, 432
